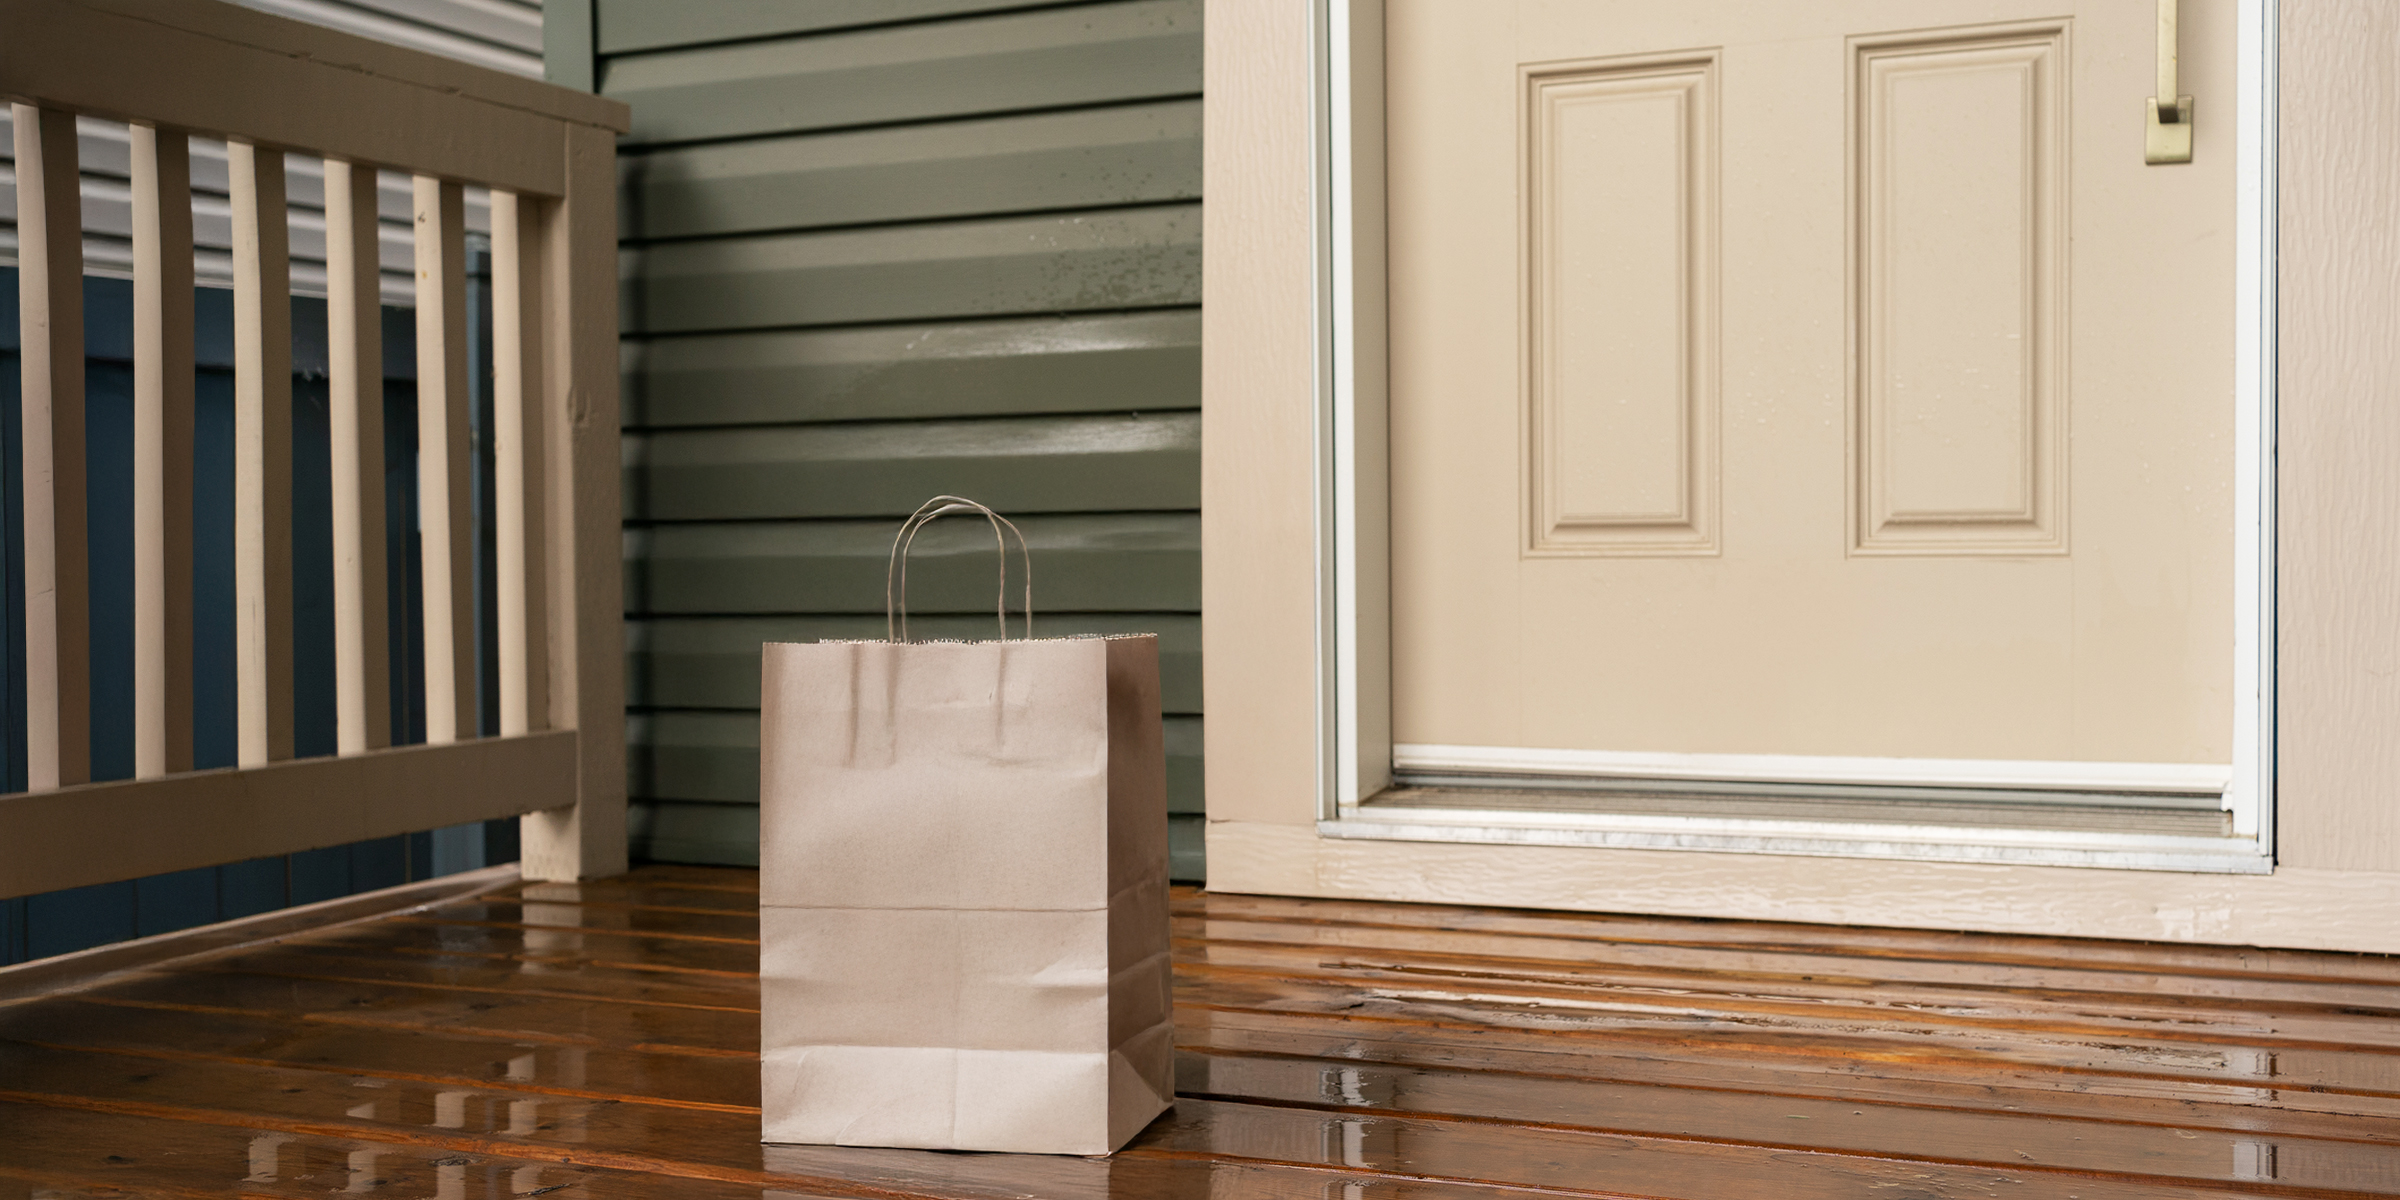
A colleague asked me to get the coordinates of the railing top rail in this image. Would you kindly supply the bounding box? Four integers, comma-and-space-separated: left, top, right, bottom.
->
0, 0, 629, 196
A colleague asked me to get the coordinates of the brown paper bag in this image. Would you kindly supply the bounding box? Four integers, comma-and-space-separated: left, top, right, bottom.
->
758, 498, 1174, 1155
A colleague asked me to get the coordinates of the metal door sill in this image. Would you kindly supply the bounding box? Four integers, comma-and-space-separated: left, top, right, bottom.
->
1323, 787, 2270, 874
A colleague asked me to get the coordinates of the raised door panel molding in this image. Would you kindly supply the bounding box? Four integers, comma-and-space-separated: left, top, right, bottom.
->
1523, 54, 1719, 557
1852, 24, 2068, 555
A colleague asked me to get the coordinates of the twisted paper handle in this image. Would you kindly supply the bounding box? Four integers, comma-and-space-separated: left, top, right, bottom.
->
884, 496, 1033, 643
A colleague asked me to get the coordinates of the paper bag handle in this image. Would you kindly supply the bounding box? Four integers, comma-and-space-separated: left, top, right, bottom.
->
885, 495, 1034, 642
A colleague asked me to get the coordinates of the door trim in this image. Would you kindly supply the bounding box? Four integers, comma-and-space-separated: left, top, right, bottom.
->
1308, 0, 2280, 866
1395, 744, 2231, 801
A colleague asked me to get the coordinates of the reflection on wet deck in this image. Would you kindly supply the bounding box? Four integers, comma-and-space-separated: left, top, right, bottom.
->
6, 864, 2400, 1197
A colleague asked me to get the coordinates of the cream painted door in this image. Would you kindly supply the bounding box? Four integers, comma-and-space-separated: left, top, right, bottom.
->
1388, 2, 2238, 787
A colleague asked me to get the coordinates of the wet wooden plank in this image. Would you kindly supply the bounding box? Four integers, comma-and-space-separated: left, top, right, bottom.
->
0, 1046, 1517, 1200
70, 968, 760, 1056
1178, 1004, 2400, 1135
572, 864, 759, 892
509, 878, 761, 909
1175, 907, 2400, 1009
1177, 890, 2400, 986
0, 1041, 767, 1172
17, 866, 2400, 1198
1176, 967, 2400, 1103
0, 1099, 757, 1199
396, 899, 760, 943
185, 945, 760, 1011
1119, 1097, 2284, 1200
1178, 930, 2400, 1050
1175, 1048, 2400, 1194
292, 920, 762, 980
0, 997, 756, 1110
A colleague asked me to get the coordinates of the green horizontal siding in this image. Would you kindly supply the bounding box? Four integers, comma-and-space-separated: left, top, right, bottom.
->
627, 800, 762, 867
598, 0, 1046, 54
623, 100, 1199, 240
623, 311, 1198, 427
627, 614, 1200, 712
601, 0, 1200, 144
623, 205, 1199, 335
625, 412, 1197, 521
609, 0, 1204, 880
625, 790, 1206, 881
630, 711, 1203, 811
626, 513, 1198, 616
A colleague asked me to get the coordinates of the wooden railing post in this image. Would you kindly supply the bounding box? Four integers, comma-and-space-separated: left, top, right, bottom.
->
13, 102, 90, 791
131, 122, 197, 779
0, 0, 634, 899
491, 189, 550, 739
230, 140, 294, 767
327, 160, 392, 754
520, 124, 626, 881
414, 176, 476, 745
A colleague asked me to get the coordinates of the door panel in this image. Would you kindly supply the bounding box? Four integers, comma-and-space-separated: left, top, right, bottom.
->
1389, 1, 2237, 773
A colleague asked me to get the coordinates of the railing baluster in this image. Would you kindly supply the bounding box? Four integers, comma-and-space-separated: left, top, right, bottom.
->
13, 104, 91, 792
230, 140, 295, 767
490, 189, 547, 737
414, 176, 476, 744
132, 123, 197, 779
327, 161, 392, 754
0, 0, 631, 898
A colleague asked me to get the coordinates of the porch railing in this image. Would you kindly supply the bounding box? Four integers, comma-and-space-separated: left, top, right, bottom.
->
0, 0, 630, 896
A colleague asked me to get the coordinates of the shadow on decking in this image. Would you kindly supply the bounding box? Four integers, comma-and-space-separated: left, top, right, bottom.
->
3, 863, 2400, 1197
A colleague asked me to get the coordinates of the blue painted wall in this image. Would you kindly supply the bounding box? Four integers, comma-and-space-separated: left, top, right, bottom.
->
0, 266, 516, 965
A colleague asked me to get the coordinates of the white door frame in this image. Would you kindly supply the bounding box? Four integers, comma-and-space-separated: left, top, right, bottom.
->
1306, 0, 2280, 865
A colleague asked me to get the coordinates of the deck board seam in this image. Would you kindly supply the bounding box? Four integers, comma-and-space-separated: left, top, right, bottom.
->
1173, 1049, 2400, 1148
1173, 1001, 2400, 1101
64, 994, 752, 1056
394, 914, 761, 945
0, 1037, 763, 1113
1174, 913, 2400, 986
1179, 962, 2400, 1056
1180, 936, 2400, 1015
178, 965, 763, 1013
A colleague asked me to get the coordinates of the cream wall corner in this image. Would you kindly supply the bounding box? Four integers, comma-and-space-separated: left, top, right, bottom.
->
2272, 0, 2400, 874
1200, 0, 1323, 831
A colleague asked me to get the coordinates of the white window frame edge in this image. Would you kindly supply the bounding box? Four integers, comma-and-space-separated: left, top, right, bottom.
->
1309, 0, 2280, 872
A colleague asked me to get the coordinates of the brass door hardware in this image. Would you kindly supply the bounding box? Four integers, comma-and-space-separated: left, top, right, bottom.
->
2147, 0, 2194, 164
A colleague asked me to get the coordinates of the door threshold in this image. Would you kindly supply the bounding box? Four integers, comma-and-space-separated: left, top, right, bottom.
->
1325, 786, 2269, 874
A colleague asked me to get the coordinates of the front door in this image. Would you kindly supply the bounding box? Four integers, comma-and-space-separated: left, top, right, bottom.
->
1387, 2, 2239, 797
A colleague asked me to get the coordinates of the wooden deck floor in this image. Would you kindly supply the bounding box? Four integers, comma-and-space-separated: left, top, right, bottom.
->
5, 865, 2400, 1197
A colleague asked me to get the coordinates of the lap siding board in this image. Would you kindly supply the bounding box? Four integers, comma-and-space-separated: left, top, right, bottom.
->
597, 0, 1207, 878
